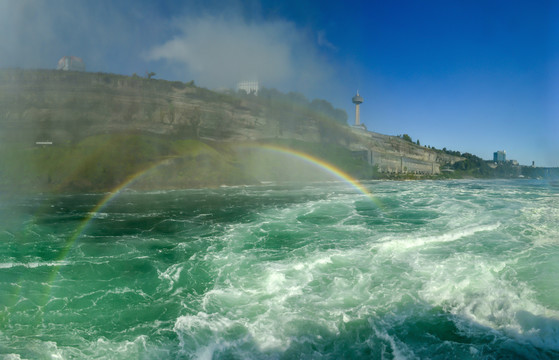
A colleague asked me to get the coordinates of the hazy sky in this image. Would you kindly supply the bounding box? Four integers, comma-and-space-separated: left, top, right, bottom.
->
1, 0, 557, 166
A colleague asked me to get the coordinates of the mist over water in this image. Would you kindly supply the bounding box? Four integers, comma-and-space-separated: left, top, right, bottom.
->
1, 180, 558, 359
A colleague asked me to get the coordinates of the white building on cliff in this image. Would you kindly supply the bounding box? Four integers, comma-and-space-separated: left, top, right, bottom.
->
237, 80, 259, 95
57, 56, 85, 72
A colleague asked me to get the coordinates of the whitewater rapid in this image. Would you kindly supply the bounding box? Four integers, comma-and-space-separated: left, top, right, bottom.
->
1, 180, 558, 359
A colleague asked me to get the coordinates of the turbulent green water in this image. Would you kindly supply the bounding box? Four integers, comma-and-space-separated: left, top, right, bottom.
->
1, 180, 558, 359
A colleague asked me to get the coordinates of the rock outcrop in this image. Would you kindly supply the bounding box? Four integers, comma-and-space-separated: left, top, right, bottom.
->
349, 129, 463, 174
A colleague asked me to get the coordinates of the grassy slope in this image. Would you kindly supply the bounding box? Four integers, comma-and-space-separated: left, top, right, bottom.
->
234, 139, 375, 182
0, 134, 374, 193
0, 134, 251, 193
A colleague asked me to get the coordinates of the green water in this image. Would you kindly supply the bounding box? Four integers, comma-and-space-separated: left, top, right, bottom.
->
1, 180, 558, 359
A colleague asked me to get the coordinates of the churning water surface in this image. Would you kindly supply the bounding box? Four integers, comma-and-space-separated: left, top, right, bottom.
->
1, 179, 558, 359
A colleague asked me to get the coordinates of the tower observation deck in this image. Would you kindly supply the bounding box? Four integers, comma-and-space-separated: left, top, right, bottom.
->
352, 91, 364, 126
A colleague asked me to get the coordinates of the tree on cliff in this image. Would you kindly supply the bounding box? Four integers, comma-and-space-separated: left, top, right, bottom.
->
255, 87, 347, 125
398, 134, 413, 143
452, 152, 493, 176
310, 99, 348, 125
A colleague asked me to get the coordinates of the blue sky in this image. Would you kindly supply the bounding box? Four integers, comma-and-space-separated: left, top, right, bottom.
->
1, 0, 557, 166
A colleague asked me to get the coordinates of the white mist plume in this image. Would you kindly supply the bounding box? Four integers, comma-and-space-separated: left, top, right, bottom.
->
0, 1, 341, 102
146, 14, 333, 91
0, 0, 143, 72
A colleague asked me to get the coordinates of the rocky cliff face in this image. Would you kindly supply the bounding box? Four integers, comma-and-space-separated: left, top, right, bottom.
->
0, 69, 462, 175
349, 129, 463, 175
0, 69, 271, 143
0, 69, 355, 144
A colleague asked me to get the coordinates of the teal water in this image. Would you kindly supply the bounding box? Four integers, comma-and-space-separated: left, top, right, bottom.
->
1, 180, 558, 359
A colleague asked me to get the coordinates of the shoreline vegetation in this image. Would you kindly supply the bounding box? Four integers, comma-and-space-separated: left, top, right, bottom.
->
0, 69, 556, 193
1, 134, 555, 194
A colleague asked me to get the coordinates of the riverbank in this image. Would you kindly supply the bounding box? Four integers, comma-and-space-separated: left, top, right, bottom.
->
0, 135, 373, 193
1, 132, 550, 194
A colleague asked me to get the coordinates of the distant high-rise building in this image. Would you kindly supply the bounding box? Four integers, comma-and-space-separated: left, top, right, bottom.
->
494, 150, 506, 162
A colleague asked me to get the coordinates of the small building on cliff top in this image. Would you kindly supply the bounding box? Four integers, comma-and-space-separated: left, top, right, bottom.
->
237, 80, 259, 95
57, 56, 85, 72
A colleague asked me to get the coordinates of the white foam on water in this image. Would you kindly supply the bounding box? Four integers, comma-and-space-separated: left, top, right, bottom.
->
157, 263, 184, 292
174, 311, 266, 357
93, 335, 150, 358
15, 334, 157, 359
89, 211, 109, 219
3, 355, 23, 360
9, 334, 161, 359
416, 251, 559, 352
372, 324, 417, 360
85, 286, 152, 308
519, 200, 559, 247
0, 261, 70, 269
178, 238, 402, 356
373, 223, 501, 253
5, 180, 559, 358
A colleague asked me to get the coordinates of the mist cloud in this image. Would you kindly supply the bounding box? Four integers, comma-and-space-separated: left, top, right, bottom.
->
317, 31, 338, 52
146, 15, 334, 91
0, 1, 340, 97
0, 0, 160, 73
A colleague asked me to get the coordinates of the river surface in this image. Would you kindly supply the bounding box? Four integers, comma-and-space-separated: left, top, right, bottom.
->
1, 179, 558, 359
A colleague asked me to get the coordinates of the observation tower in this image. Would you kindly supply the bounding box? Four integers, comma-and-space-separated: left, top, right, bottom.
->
352, 91, 364, 126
